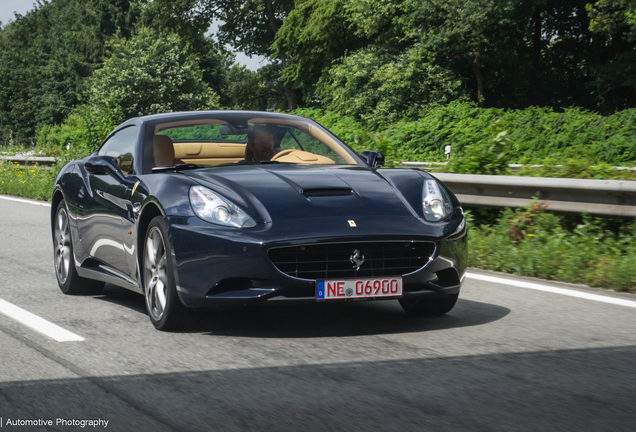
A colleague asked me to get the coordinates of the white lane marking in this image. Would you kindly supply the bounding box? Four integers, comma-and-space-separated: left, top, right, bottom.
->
0, 299, 84, 342
467, 272, 636, 309
0, 195, 51, 207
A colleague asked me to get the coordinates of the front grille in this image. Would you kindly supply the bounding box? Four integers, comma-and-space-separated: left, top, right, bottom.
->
268, 241, 436, 280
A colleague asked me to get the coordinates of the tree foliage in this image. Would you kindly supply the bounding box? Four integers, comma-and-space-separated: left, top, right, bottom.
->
84, 29, 220, 118
140, 0, 234, 104
0, 0, 144, 142
273, 0, 366, 98
317, 46, 465, 125
225, 63, 288, 110
587, 0, 636, 111
208, 0, 295, 57
2, 0, 636, 149
276, 0, 636, 116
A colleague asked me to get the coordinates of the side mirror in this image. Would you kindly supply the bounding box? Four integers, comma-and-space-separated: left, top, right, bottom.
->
360, 151, 386, 168
85, 156, 126, 183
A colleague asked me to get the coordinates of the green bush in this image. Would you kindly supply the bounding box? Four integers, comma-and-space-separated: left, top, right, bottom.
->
468, 204, 636, 292
389, 103, 636, 166
294, 102, 636, 176
35, 105, 122, 160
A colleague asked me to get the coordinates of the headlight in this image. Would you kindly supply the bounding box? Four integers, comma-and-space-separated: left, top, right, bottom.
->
189, 186, 256, 228
422, 179, 453, 221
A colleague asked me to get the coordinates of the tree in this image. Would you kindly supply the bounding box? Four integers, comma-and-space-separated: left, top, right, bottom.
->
293, 0, 636, 113
272, 0, 366, 101
0, 0, 144, 142
84, 29, 219, 118
206, 0, 298, 109
140, 0, 213, 49
317, 46, 465, 125
225, 63, 287, 110
588, 0, 636, 111
395, 0, 522, 108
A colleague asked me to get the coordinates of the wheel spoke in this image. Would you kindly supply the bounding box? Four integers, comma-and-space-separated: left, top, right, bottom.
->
157, 253, 167, 272
57, 212, 64, 233
147, 278, 157, 301
153, 231, 164, 260
55, 223, 63, 243
56, 250, 63, 274
61, 246, 70, 278
146, 235, 157, 266
144, 248, 154, 270
155, 278, 167, 310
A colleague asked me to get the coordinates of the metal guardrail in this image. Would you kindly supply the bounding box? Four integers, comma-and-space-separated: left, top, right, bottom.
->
433, 173, 636, 218
0, 156, 57, 166
399, 161, 636, 172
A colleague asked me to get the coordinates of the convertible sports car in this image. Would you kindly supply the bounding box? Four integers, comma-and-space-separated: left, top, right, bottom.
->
51, 111, 467, 330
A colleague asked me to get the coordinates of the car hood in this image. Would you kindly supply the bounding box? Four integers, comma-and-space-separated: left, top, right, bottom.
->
183, 164, 425, 224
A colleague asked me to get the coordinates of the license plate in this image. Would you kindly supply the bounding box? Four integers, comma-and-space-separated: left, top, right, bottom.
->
316, 277, 402, 300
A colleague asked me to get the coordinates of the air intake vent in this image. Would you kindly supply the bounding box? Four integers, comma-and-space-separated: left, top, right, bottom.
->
303, 188, 353, 197
268, 241, 435, 280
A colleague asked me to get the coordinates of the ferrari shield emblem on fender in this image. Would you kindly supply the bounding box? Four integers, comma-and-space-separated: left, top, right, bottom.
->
350, 249, 365, 270
348, 220, 357, 227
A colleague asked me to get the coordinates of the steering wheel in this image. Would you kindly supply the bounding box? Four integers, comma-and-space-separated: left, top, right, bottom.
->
270, 149, 299, 161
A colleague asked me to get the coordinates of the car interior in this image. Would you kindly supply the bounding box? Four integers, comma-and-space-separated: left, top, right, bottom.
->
149, 118, 358, 169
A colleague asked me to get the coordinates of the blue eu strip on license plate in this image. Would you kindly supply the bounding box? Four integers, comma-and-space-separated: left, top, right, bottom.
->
316, 277, 402, 300
316, 280, 326, 299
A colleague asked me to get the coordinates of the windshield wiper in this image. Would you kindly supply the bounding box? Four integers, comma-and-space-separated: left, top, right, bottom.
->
151, 163, 204, 173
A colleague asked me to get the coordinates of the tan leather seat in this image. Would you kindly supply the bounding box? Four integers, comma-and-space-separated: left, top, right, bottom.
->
153, 135, 182, 167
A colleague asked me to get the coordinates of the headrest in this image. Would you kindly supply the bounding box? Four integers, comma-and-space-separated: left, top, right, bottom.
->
153, 135, 175, 167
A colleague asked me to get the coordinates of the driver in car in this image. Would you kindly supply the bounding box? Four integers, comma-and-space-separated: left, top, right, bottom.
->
245, 125, 280, 162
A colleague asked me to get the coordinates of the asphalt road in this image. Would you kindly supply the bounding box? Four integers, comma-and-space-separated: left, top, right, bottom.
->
0, 195, 635, 432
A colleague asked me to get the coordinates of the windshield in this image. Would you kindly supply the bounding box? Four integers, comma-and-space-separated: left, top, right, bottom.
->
145, 113, 360, 171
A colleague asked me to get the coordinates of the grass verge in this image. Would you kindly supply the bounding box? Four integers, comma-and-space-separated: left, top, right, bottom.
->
0, 160, 55, 201
468, 203, 636, 293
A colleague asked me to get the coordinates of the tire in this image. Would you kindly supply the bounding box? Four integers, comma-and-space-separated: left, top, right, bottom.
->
53, 199, 104, 295
399, 294, 459, 317
142, 216, 186, 331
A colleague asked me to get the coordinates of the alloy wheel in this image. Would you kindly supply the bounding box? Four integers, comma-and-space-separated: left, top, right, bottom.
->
144, 226, 169, 321
54, 208, 72, 284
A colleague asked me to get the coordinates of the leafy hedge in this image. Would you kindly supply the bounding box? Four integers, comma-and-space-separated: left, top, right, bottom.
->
294, 102, 636, 174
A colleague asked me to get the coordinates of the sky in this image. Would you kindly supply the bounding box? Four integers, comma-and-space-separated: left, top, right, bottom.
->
0, 0, 267, 70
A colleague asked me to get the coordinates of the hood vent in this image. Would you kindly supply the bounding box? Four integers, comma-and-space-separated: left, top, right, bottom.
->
303, 188, 353, 197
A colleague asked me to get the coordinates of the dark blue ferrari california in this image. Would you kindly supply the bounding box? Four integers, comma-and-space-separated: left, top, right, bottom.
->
51, 111, 467, 330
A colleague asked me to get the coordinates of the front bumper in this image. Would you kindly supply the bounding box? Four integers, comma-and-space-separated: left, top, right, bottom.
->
169, 213, 467, 308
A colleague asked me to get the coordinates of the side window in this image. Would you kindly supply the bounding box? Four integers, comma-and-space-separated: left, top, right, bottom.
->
98, 126, 138, 174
